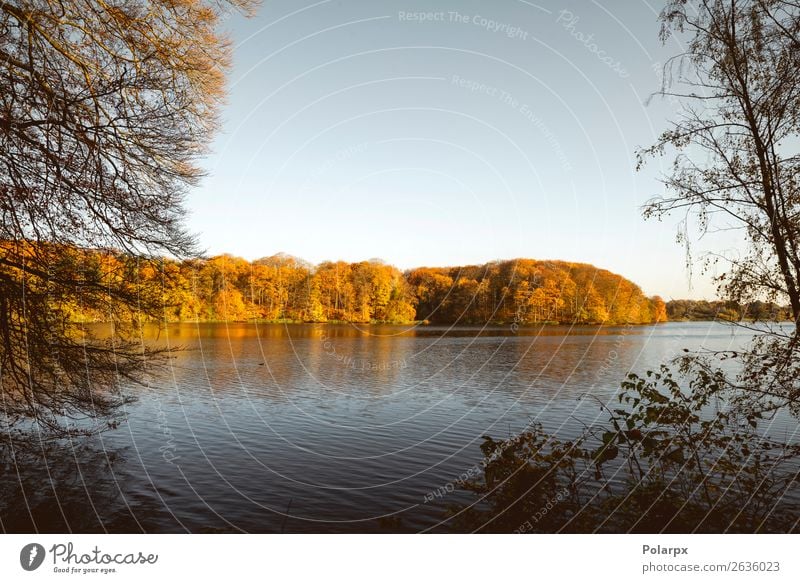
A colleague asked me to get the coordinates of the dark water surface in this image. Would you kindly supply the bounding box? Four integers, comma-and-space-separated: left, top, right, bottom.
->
3, 322, 795, 533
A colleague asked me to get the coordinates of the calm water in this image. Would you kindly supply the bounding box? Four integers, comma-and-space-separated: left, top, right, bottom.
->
3, 321, 796, 533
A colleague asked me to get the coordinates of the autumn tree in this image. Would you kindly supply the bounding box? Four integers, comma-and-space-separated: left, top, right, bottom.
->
650, 295, 668, 323
246, 254, 310, 321
641, 0, 800, 332
638, 0, 800, 415
0, 0, 255, 439
407, 267, 454, 322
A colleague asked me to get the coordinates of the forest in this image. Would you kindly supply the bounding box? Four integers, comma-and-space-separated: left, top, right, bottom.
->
1, 242, 667, 325
665, 299, 792, 322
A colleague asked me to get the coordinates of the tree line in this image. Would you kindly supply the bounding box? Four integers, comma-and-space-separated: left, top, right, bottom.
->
133, 253, 669, 325
2, 244, 669, 325
666, 299, 793, 322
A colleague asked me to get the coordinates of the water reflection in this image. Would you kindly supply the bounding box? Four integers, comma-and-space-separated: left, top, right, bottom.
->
1, 322, 785, 533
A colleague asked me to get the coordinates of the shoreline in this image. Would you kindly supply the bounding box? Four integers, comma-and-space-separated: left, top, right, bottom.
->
89, 319, 673, 327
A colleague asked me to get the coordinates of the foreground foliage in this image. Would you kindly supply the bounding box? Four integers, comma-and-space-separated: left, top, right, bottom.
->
453, 361, 800, 533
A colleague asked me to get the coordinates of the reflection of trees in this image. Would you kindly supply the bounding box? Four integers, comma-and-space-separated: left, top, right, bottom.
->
151, 324, 415, 400
509, 334, 642, 396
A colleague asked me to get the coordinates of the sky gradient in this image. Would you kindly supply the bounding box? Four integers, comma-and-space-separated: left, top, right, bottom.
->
188, 0, 730, 300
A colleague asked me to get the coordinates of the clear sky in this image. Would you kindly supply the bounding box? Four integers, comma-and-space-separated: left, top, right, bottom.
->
188, 0, 730, 300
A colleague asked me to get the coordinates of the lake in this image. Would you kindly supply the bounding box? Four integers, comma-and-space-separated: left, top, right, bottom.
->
2, 321, 792, 533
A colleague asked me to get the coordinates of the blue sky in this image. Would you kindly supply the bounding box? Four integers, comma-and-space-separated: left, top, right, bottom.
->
188, 0, 731, 299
